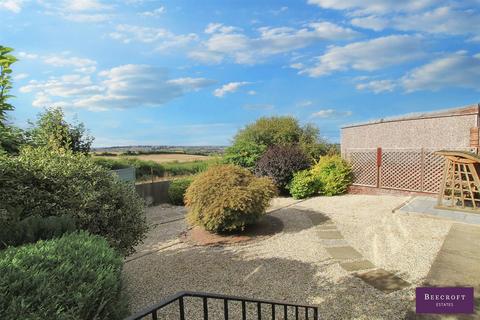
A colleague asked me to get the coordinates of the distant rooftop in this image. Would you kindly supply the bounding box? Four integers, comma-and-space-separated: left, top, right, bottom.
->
342, 103, 480, 129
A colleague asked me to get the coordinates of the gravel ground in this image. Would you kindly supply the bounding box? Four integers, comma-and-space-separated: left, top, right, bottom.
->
299, 195, 453, 284
123, 195, 451, 319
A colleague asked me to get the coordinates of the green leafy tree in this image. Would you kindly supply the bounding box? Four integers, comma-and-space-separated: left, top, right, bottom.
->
0, 46, 17, 124
224, 116, 328, 168
0, 46, 24, 154
26, 107, 94, 154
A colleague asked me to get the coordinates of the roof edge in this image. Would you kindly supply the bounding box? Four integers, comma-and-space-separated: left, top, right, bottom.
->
342, 103, 480, 129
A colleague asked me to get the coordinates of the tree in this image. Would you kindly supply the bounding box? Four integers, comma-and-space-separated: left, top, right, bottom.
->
224, 116, 329, 168
0, 45, 24, 155
0, 46, 17, 125
26, 107, 94, 154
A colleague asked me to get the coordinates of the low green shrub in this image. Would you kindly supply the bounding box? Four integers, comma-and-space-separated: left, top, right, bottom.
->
223, 140, 267, 169
311, 155, 352, 196
168, 177, 194, 205
92, 157, 130, 169
0, 210, 76, 249
254, 145, 310, 192
93, 157, 165, 180
0, 231, 129, 320
185, 164, 277, 233
287, 170, 321, 199
162, 160, 211, 176
1, 147, 147, 255
93, 157, 213, 180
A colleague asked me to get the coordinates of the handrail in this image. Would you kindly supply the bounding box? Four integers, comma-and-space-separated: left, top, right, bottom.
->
125, 291, 319, 320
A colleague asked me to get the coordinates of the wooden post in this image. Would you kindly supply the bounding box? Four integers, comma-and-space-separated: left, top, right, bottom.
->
420, 148, 425, 192
376, 147, 382, 188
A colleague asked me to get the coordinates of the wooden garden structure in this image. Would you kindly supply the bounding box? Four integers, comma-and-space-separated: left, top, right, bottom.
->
436, 150, 480, 212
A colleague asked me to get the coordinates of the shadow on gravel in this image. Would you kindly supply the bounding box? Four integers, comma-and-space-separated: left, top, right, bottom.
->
124, 243, 412, 320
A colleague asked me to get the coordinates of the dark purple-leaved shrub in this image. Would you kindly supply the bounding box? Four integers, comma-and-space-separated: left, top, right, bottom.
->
254, 145, 310, 192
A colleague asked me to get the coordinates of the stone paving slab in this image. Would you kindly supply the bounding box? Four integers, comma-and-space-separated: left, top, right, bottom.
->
325, 246, 363, 260
318, 239, 350, 247
340, 260, 375, 272
355, 269, 410, 293
317, 230, 343, 239
317, 224, 338, 230
425, 223, 480, 291
396, 196, 480, 225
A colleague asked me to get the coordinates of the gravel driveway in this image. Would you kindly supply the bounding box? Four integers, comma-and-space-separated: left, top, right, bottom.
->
123, 195, 452, 319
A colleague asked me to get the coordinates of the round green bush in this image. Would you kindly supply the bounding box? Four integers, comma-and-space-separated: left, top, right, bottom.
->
0, 231, 128, 320
185, 164, 277, 233
168, 177, 194, 205
287, 170, 321, 199
0, 147, 148, 255
0, 211, 76, 249
310, 155, 352, 196
254, 145, 310, 192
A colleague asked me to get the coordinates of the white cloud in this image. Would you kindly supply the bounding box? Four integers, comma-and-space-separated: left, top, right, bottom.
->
187, 50, 224, 64
66, 0, 109, 12
350, 15, 389, 31
392, 6, 480, 36
299, 35, 425, 77
140, 6, 165, 16
17, 51, 97, 73
18, 51, 38, 59
213, 81, 251, 97
204, 23, 240, 34
469, 35, 480, 42
192, 21, 358, 64
356, 79, 396, 93
43, 54, 97, 73
13, 73, 29, 80
311, 109, 352, 118
307, 0, 435, 14
167, 77, 216, 90
20, 64, 215, 111
109, 24, 198, 51
38, 0, 112, 22
0, 0, 24, 13
296, 100, 313, 107
290, 62, 304, 69
63, 13, 110, 22
247, 90, 257, 95
401, 51, 480, 92
20, 74, 103, 108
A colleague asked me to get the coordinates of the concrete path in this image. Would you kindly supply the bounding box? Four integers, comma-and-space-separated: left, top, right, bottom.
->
396, 197, 480, 225
306, 211, 412, 293
410, 223, 480, 319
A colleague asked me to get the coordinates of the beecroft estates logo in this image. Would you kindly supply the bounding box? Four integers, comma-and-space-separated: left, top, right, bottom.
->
416, 287, 474, 314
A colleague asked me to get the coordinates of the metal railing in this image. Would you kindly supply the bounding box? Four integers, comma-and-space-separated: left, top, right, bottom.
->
125, 291, 319, 320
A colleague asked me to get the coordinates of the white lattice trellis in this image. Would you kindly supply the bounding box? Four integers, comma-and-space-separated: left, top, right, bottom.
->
380, 150, 422, 191
423, 151, 445, 193
348, 150, 377, 187
346, 148, 476, 193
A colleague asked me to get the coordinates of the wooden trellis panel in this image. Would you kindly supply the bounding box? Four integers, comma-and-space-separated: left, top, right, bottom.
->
346, 148, 476, 193
423, 150, 445, 193
380, 150, 422, 191
436, 151, 480, 212
348, 149, 377, 187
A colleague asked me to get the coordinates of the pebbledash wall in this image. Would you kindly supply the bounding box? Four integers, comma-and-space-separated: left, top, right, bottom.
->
341, 104, 480, 195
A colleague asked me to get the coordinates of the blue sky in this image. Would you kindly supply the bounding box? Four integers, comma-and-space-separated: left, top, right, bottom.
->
1, 0, 479, 147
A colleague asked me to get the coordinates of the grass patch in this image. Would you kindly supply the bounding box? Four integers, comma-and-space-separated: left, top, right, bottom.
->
93, 156, 219, 181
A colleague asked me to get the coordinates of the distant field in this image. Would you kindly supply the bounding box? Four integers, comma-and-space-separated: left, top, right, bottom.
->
95, 153, 211, 163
